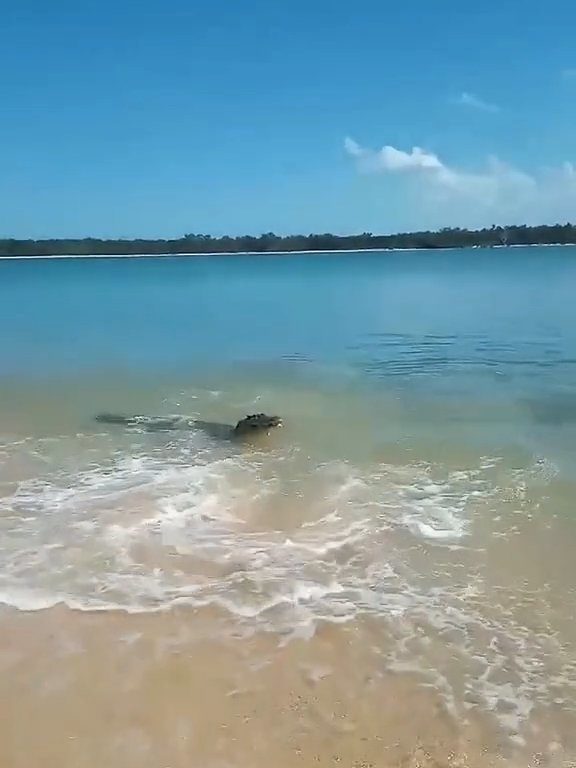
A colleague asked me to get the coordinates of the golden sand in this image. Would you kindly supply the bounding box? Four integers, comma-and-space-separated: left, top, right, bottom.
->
1, 606, 573, 768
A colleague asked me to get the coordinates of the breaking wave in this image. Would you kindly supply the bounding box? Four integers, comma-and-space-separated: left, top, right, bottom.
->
1, 428, 574, 740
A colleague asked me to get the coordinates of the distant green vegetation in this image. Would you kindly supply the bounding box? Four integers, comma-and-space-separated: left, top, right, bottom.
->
1, 224, 576, 257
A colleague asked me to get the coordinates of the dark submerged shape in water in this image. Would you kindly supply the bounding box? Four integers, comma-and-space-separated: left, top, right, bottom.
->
232, 413, 283, 435
94, 412, 283, 439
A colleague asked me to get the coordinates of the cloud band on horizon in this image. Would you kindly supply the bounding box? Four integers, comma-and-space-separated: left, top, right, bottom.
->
344, 137, 576, 227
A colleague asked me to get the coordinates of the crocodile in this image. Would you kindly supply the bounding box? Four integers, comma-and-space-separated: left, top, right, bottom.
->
95, 412, 283, 440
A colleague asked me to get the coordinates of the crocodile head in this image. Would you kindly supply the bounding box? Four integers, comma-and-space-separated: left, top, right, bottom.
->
233, 413, 283, 436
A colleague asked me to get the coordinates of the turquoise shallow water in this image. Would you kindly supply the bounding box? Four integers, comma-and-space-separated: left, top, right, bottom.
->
2, 247, 576, 464
1, 248, 575, 381
1, 248, 576, 748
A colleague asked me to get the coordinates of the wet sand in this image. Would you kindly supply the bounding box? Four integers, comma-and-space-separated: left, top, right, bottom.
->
1, 397, 576, 767
3, 605, 571, 768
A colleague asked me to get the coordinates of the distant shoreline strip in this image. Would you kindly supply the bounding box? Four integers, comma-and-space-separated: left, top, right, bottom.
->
2, 243, 575, 260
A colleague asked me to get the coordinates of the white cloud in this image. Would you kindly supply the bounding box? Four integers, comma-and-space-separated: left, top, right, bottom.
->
456, 91, 499, 113
344, 137, 534, 201
343, 137, 363, 157
344, 138, 576, 228
373, 145, 443, 172
344, 138, 444, 174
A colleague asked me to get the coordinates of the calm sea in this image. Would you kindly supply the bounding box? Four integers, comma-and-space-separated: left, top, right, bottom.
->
1, 247, 575, 766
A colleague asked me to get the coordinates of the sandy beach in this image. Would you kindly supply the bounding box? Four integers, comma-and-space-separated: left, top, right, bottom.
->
3, 604, 574, 768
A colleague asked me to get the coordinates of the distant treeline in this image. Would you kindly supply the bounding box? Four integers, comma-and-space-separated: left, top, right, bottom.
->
1, 224, 576, 257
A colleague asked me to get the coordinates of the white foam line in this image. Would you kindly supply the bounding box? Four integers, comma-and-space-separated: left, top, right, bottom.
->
4, 243, 574, 261
2, 440, 572, 742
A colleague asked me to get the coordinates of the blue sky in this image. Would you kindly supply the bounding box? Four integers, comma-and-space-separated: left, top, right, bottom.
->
2, 0, 576, 238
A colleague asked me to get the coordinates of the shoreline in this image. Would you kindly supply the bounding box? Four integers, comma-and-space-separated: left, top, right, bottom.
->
2, 242, 576, 260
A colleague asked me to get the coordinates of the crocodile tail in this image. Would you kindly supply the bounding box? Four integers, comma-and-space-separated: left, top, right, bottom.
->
94, 413, 141, 425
